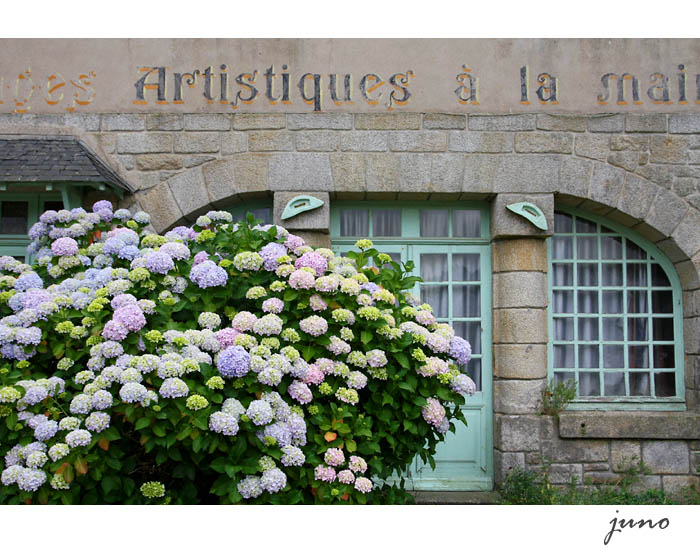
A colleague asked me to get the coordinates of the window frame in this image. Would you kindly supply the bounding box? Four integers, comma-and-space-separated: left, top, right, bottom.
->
547, 205, 686, 411
0, 192, 65, 261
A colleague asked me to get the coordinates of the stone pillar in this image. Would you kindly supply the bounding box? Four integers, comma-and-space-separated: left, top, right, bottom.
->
272, 191, 331, 248
490, 193, 553, 485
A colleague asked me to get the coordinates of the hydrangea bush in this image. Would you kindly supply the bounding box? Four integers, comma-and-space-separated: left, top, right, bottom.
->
0, 201, 475, 504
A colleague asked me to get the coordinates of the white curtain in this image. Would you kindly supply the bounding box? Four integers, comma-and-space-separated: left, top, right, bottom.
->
340, 209, 369, 237
373, 209, 401, 237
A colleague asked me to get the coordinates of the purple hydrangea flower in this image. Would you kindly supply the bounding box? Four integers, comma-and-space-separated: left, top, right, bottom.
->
260, 468, 287, 493
34, 420, 59, 442
193, 251, 209, 265
288, 269, 315, 290
51, 237, 79, 257
349, 456, 367, 473
15, 272, 43, 292
299, 316, 328, 337
119, 382, 148, 403
281, 445, 305, 467
216, 345, 250, 378
103, 320, 129, 341
231, 311, 257, 332
113, 304, 146, 332
145, 251, 175, 274
450, 374, 477, 397
189, 260, 228, 288
354, 477, 373, 493
295, 251, 328, 276
262, 298, 284, 314
422, 397, 446, 428
252, 314, 283, 336
324, 448, 345, 467
215, 327, 240, 349
263, 421, 292, 447
17, 468, 47, 492
246, 400, 274, 426
288, 380, 313, 404
65, 429, 92, 448
159, 378, 189, 399
208, 411, 239, 436
449, 336, 472, 366
259, 243, 287, 271
160, 242, 191, 261
314, 465, 336, 483
238, 476, 263, 499
337, 470, 355, 484
85, 412, 110, 433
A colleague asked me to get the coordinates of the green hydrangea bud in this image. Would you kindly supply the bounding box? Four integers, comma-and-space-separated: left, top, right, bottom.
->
232, 379, 245, 389
289, 405, 304, 417
152, 405, 162, 412
377, 253, 392, 263
205, 376, 225, 390
55, 321, 74, 334
16, 360, 30, 369
86, 336, 103, 347
218, 259, 233, 268
126, 220, 138, 229
70, 326, 88, 339
197, 230, 215, 243
270, 281, 286, 292
57, 358, 74, 371
185, 395, 209, 411
281, 328, 300, 343
239, 414, 250, 423
128, 267, 151, 283
0, 404, 12, 417
331, 488, 340, 496
354, 239, 373, 250
0, 386, 21, 403
412, 348, 427, 362
261, 337, 281, 350
81, 317, 96, 327
259, 456, 275, 471
307, 405, 319, 415
319, 382, 333, 396
144, 330, 163, 343
263, 436, 277, 446
140, 481, 166, 499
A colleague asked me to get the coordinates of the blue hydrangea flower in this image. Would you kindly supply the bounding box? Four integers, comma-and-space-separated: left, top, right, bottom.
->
208, 412, 239, 436
237, 476, 262, 499
260, 467, 287, 493
189, 261, 227, 289
216, 345, 250, 378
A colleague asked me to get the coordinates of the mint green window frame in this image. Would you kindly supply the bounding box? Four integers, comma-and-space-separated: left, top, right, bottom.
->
548, 206, 685, 411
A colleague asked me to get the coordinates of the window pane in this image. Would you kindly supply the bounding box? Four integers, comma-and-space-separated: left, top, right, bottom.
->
628, 317, 648, 341
552, 237, 573, 259
578, 317, 598, 341
420, 254, 447, 282
630, 372, 650, 396
575, 217, 597, 233
577, 263, 598, 286
552, 263, 573, 286
602, 263, 623, 286
452, 254, 480, 281
651, 263, 671, 287
379, 253, 401, 270
554, 345, 574, 368
553, 290, 573, 313
579, 372, 601, 396
554, 318, 574, 341
627, 263, 648, 286
452, 209, 481, 237
252, 208, 272, 223
373, 209, 401, 237
554, 371, 575, 385
603, 345, 624, 368
602, 291, 623, 314
604, 371, 626, 396
578, 291, 598, 313
340, 209, 368, 237
577, 237, 598, 259
627, 290, 648, 314
469, 359, 482, 392
628, 345, 649, 368
454, 322, 481, 354
601, 236, 623, 259
653, 318, 674, 341
0, 201, 29, 234
653, 345, 675, 368
654, 372, 676, 397
579, 345, 599, 368
420, 210, 449, 237
453, 286, 480, 318
554, 212, 573, 233
602, 318, 624, 341
421, 286, 448, 318
651, 291, 673, 313
43, 200, 64, 212
626, 239, 645, 260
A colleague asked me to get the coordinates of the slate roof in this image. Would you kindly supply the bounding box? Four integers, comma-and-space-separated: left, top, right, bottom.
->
0, 137, 132, 192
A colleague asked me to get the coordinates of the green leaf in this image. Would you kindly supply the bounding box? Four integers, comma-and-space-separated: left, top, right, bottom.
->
361, 330, 373, 345
152, 424, 166, 438
102, 427, 121, 441
382, 393, 394, 406
193, 416, 209, 431
5, 412, 17, 430
346, 439, 357, 453
395, 353, 410, 369
134, 417, 151, 431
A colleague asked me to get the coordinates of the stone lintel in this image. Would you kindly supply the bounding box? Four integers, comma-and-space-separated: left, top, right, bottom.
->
559, 411, 700, 439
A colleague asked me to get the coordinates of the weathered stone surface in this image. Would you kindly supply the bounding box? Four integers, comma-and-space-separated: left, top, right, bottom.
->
365, 153, 400, 193
645, 188, 688, 237
136, 171, 160, 188
167, 167, 211, 218
184, 114, 231, 131
649, 135, 689, 163
588, 162, 625, 207
248, 131, 294, 152
269, 153, 332, 191
588, 114, 624, 133
575, 135, 609, 160
102, 114, 145, 131
469, 114, 535, 131
663, 475, 699, 496
116, 133, 172, 154
607, 151, 639, 172
669, 114, 700, 133
547, 463, 583, 484
227, 154, 268, 193
287, 113, 352, 130
616, 175, 657, 221
287, 230, 331, 249
494, 450, 525, 485
273, 191, 330, 231
173, 132, 220, 153
220, 132, 248, 155
201, 159, 237, 205
493, 308, 548, 344
493, 344, 547, 379
515, 132, 573, 154
184, 155, 216, 168
135, 183, 182, 233
491, 192, 554, 238
625, 114, 667, 132
146, 114, 184, 131
492, 238, 547, 272
389, 131, 446, 152
655, 237, 687, 264
541, 418, 609, 462
493, 271, 547, 308
64, 113, 101, 131
642, 441, 690, 474
296, 131, 339, 152
118, 155, 135, 170
611, 441, 641, 472
493, 379, 546, 414
584, 462, 611, 472
495, 415, 541, 451
330, 153, 365, 192
424, 113, 467, 129
96, 133, 116, 154
670, 209, 700, 259
673, 176, 699, 197
135, 154, 183, 171
610, 135, 650, 151
629, 475, 663, 492
493, 155, 561, 193
676, 258, 700, 291
558, 157, 592, 199
684, 317, 700, 354
159, 170, 178, 182
396, 154, 430, 191
683, 289, 700, 319
584, 471, 621, 485
537, 114, 587, 132
233, 114, 286, 130
354, 113, 421, 130
636, 163, 673, 189
448, 132, 513, 153
340, 131, 388, 152
426, 154, 465, 192
559, 412, 700, 439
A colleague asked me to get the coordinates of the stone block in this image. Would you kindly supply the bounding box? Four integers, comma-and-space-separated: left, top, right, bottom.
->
607, 151, 639, 172
611, 441, 641, 472
365, 153, 400, 193
663, 475, 699, 496
183, 114, 231, 131
649, 135, 689, 163
683, 289, 700, 318
588, 162, 625, 208
669, 114, 700, 133
423, 113, 467, 129
233, 114, 286, 130
683, 254, 700, 289
547, 463, 583, 484
493, 271, 547, 308
584, 462, 611, 472
642, 441, 690, 474
173, 132, 220, 153
494, 450, 525, 485
64, 113, 101, 131
645, 188, 689, 237
616, 175, 657, 222
626, 114, 667, 133
493, 379, 547, 414
588, 114, 624, 133
540, 418, 609, 462
559, 412, 700, 439
116, 133, 172, 154
684, 317, 700, 354
184, 155, 216, 168
428, 154, 465, 192
469, 114, 535, 131
559, 157, 592, 199
655, 237, 687, 264
231, 153, 269, 192
201, 159, 237, 206
296, 131, 339, 152
354, 113, 421, 130
137, 171, 160, 188
135, 154, 183, 171
167, 167, 211, 218
692, 448, 700, 474
101, 114, 145, 131
389, 131, 447, 152
288, 230, 331, 249
95, 133, 116, 154
493, 155, 562, 193
135, 183, 182, 233
536, 114, 587, 132
629, 475, 663, 492
493, 344, 547, 379
575, 135, 609, 160
610, 135, 650, 151
492, 238, 547, 272
515, 132, 573, 154
146, 114, 183, 131
287, 113, 352, 130
526, 452, 542, 465
687, 193, 700, 211
448, 132, 513, 153
220, 132, 248, 155
636, 163, 673, 189
397, 154, 430, 191
495, 415, 542, 451
159, 171, 178, 182
248, 131, 295, 152
670, 209, 700, 260
584, 471, 620, 485
273, 191, 330, 232
330, 154, 365, 192
118, 155, 135, 171
491, 192, 554, 238
461, 154, 499, 193
673, 177, 699, 197
269, 153, 332, 191
340, 131, 388, 152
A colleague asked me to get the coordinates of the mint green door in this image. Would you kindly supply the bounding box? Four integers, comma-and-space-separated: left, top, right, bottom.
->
330, 203, 493, 491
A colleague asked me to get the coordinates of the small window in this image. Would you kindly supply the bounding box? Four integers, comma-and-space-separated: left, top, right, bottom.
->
226, 201, 273, 225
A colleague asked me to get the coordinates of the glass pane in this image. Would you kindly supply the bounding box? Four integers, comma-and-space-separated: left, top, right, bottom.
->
252, 208, 272, 224
552, 264, 573, 286
627, 263, 648, 287
575, 217, 596, 233
579, 371, 601, 396
603, 345, 624, 368
651, 263, 671, 287
340, 209, 368, 237
452, 254, 480, 282
453, 322, 481, 355
627, 290, 648, 314
554, 318, 574, 341
577, 263, 598, 286
602, 263, 623, 286
654, 372, 676, 397
626, 239, 645, 260
552, 237, 573, 259
653, 318, 674, 341
601, 236, 623, 259
554, 345, 574, 368
421, 286, 448, 318
452, 209, 481, 237
602, 291, 623, 314
420, 254, 447, 282
43, 200, 64, 212
420, 209, 449, 237
380, 253, 401, 270
651, 291, 673, 313
628, 345, 649, 368
453, 286, 480, 318
0, 201, 29, 234
469, 359, 482, 392
554, 371, 575, 385
373, 209, 401, 237
578, 317, 598, 341
653, 345, 675, 368
579, 345, 599, 368
630, 372, 650, 396
554, 212, 573, 233
577, 237, 598, 260
602, 318, 624, 341
628, 317, 648, 341
578, 291, 598, 313
604, 371, 626, 396
553, 290, 573, 313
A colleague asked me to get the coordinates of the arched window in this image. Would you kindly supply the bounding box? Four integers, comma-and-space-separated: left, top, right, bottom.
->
548, 208, 685, 410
